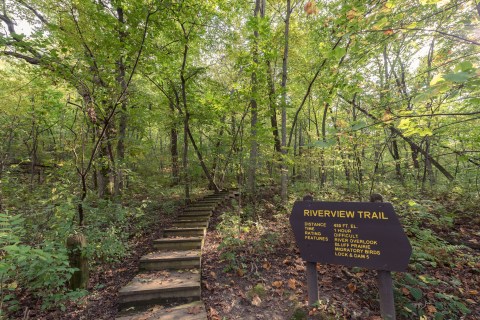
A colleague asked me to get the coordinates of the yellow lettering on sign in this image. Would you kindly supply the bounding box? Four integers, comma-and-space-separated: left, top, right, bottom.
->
303, 210, 356, 218
358, 211, 388, 219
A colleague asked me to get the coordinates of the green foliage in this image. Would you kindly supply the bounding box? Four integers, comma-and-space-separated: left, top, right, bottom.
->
0, 212, 79, 313
395, 273, 471, 319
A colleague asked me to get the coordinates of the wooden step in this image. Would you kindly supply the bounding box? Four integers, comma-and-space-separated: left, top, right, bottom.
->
140, 250, 201, 270
185, 206, 214, 211
118, 270, 201, 310
204, 195, 225, 199
181, 210, 212, 216
153, 237, 203, 250
204, 194, 227, 198
164, 228, 206, 237
116, 301, 207, 320
195, 201, 219, 205
173, 220, 209, 228
177, 215, 210, 222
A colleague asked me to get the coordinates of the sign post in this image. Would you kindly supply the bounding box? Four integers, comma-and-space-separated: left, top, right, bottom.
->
371, 194, 395, 320
289, 194, 411, 319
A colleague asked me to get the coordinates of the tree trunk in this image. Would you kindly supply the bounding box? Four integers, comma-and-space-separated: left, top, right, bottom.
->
183, 114, 190, 203
280, 0, 291, 202
114, 6, 128, 197
266, 61, 281, 154
96, 143, 110, 199
390, 129, 403, 181
247, 0, 261, 195
169, 102, 180, 185
180, 39, 190, 203
186, 127, 219, 192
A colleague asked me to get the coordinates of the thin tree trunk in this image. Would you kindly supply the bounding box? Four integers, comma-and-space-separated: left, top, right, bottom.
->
183, 114, 190, 202
247, 0, 261, 195
180, 38, 190, 203
281, 0, 291, 202
115, 6, 127, 197
390, 129, 403, 181
170, 102, 180, 185
186, 127, 219, 192
266, 61, 281, 153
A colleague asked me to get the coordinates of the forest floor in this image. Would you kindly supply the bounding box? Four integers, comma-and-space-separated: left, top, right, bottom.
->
201, 188, 480, 320
10, 188, 480, 320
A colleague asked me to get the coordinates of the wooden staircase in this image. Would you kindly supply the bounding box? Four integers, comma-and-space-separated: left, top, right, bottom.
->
116, 190, 237, 320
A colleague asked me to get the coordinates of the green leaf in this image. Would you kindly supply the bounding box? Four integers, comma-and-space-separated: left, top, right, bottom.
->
443, 72, 470, 83
420, 0, 441, 4
398, 118, 411, 130
430, 74, 444, 86
409, 287, 423, 300
312, 139, 336, 149
455, 61, 473, 72
350, 120, 368, 131
373, 17, 389, 30
385, 1, 396, 9
333, 47, 347, 60
408, 200, 417, 206
412, 92, 429, 104
453, 301, 470, 314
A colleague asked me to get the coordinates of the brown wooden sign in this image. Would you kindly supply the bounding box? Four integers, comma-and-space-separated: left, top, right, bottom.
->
290, 200, 412, 272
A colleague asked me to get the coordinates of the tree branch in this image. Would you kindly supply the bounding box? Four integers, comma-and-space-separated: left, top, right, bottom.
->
17, 0, 50, 26
2, 50, 40, 64
339, 94, 455, 181
287, 36, 344, 147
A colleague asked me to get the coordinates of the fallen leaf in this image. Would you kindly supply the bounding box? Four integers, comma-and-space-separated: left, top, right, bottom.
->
204, 282, 213, 291
401, 287, 410, 295
210, 271, 217, 279
210, 307, 221, 320
272, 281, 283, 288
187, 306, 202, 314
288, 278, 297, 290
469, 290, 478, 295
426, 305, 436, 314
236, 268, 245, 277
347, 282, 357, 293
262, 261, 271, 270
252, 295, 262, 306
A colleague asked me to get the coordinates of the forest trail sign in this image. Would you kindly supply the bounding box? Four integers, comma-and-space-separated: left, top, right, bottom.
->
290, 200, 411, 272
